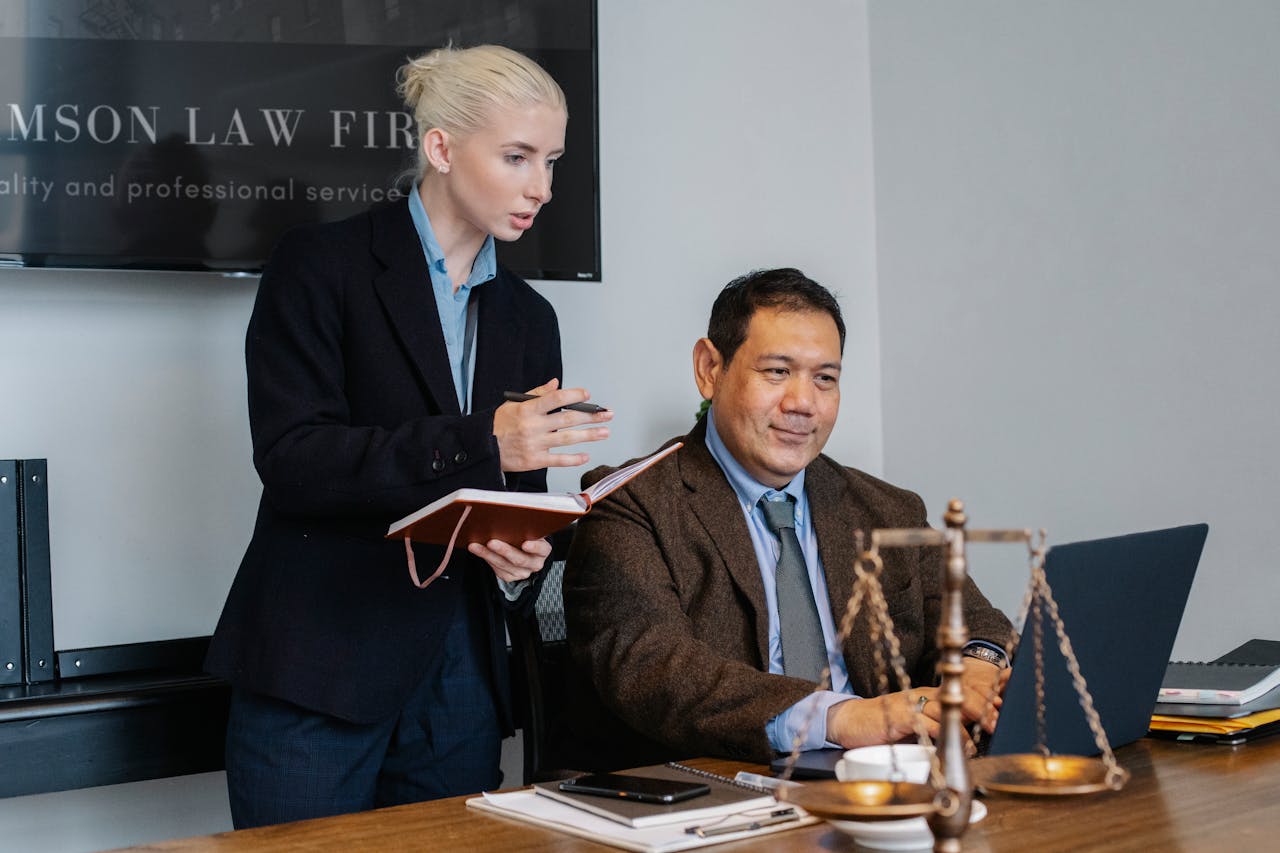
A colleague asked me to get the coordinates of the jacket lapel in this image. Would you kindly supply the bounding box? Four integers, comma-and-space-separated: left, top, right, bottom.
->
370, 201, 461, 416
807, 459, 876, 683
470, 272, 527, 411
680, 421, 772, 666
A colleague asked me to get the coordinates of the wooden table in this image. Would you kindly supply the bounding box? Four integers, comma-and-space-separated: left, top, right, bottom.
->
121, 736, 1280, 852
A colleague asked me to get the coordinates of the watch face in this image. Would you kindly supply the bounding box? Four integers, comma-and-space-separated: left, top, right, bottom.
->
964, 646, 1007, 667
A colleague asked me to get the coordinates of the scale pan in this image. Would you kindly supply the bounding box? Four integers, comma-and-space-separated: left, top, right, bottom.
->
778, 780, 938, 820
970, 753, 1128, 795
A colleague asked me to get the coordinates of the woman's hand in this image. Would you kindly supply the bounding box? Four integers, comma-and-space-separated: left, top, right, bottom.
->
468, 536, 552, 584
492, 378, 612, 472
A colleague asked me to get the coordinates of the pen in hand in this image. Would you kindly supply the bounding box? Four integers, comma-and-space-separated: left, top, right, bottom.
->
503, 391, 609, 415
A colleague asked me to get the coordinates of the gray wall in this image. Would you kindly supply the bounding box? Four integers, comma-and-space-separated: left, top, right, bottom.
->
870, 0, 1280, 657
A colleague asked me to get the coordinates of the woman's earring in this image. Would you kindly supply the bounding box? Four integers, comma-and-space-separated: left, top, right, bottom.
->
438, 165, 449, 175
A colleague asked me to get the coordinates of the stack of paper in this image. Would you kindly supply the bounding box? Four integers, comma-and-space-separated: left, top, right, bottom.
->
1149, 639, 1280, 744
1149, 707, 1280, 744
466, 764, 816, 852
468, 790, 814, 853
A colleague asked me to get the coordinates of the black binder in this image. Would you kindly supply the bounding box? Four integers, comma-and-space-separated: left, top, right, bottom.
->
0, 459, 56, 685
17, 460, 55, 684
0, 460, 22, 686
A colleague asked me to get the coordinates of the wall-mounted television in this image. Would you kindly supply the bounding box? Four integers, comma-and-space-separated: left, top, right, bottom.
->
0, 0, 599, 281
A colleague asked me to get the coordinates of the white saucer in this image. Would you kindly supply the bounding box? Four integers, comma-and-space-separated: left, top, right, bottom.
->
827, 799, 987, 851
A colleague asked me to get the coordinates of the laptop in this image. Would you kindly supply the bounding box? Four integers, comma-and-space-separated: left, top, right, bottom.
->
770, 523, 1209, 776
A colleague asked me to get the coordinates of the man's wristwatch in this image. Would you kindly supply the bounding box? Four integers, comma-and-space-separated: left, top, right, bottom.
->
961, 644, 1009, 669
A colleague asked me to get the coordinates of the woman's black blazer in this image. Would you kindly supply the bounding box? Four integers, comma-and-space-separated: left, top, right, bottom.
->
206, 199, 561, 728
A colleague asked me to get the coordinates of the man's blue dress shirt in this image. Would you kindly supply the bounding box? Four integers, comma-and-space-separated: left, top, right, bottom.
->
703, 408, 856, 751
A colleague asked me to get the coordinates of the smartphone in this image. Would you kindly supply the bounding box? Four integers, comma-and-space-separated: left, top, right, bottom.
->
558, 773, 711, 804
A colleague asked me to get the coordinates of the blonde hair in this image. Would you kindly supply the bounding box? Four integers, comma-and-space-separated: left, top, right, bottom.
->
397, 44, 567, 179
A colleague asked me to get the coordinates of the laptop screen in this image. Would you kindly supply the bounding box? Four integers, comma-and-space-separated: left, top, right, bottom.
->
985, 523, 1208, 757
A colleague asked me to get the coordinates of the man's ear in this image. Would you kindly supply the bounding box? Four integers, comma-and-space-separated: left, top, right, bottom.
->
422, 128, 452, 174
692, 337, 723, 401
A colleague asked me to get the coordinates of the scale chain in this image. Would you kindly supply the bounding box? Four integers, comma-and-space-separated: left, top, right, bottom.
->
1038, 574, 1128, 788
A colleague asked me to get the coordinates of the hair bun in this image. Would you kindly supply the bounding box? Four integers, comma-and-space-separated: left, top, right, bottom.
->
396, 44, 566, 181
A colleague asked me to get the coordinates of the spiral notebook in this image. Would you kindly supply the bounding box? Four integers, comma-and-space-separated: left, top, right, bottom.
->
1155, 640, 1280, 716
1151, 639, 1280, 743
1159, 662, 1280, 705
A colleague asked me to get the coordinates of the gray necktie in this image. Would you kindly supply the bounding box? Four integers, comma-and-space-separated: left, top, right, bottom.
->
760, 496, 828, 683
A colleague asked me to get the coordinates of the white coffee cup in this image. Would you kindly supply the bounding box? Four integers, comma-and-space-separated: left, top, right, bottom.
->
835, 744, 935, 784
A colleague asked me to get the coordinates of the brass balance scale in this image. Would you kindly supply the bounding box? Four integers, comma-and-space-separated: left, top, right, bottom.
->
776, 499, 1130, 853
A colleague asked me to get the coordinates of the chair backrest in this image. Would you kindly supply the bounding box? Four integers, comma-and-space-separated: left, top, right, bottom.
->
532, 561, 567, 645
510, 558, 577, 784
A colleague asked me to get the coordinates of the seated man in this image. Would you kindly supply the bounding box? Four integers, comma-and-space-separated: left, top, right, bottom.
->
564, 268, 1014, 763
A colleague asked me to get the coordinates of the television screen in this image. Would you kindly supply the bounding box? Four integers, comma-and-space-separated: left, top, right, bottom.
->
0, 0, 599, 280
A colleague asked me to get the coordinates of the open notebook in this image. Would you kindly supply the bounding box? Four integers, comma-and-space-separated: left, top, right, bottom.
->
386, 442, 680, 587
387, 442, 680, 547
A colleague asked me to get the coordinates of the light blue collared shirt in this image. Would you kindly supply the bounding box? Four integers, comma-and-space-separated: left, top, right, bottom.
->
703, 409, 856, 751
408, 186, 496, 414
410, 189, 528, 599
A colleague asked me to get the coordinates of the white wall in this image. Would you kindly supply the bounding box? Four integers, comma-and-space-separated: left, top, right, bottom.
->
540, 0, 880, 491
0, 2, 875, 849
1, 271, 259, 650
869, 0, 1280, 657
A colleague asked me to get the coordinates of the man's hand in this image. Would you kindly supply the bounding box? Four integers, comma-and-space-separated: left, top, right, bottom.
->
826, 691, 941, 748
826, 659, 1010, 748
492, 378, 612, 472
957, 657, 1010, 733
468, 536, 551, 584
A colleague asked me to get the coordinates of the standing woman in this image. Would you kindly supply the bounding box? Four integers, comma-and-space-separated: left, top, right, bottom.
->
206, 44, 610, 828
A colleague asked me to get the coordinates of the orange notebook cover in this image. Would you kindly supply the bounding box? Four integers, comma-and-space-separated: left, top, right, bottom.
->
386, 442, 681, 547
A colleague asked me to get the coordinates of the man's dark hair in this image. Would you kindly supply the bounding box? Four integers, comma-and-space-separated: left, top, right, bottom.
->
707, 268, 846, 365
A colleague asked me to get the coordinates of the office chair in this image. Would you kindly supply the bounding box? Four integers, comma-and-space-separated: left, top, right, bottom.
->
509, 532, 580, 785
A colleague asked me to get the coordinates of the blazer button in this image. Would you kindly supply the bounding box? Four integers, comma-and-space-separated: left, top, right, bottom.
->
453, 451, 468, 465
431, 458, 445, 473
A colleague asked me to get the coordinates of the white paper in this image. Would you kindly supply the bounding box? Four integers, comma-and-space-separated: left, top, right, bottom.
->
467, 789, 814, 853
